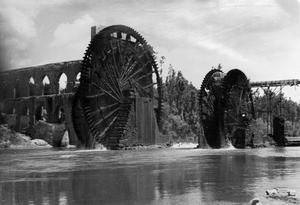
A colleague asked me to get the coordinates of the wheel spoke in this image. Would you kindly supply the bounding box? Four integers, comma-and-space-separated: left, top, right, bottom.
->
142, 82, 157, 90
96, 115, 118, 142
94, 107, 119, 127
92, 82, 119, 102
134, 71, 155, 82
131, 79, 153, 97
103, 63, 123, 98
86, 93, 106, 99
95, 66, 122, 100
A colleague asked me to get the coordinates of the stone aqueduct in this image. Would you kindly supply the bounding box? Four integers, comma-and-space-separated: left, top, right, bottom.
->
0, 60, 82, 144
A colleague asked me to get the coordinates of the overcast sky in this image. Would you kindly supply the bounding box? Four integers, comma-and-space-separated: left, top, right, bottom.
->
1, 0, 300, 101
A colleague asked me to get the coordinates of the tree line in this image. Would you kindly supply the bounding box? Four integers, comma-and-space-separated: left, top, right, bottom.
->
159, 60, 300, 142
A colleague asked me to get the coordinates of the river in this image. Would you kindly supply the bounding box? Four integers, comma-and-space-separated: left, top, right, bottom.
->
0, 145, 300, 205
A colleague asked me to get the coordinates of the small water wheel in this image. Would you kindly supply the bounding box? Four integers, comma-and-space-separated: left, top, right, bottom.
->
199, 68, 254, 148
72, 25, 162, 149
198, 68, 226, 148
223, 69, 255, 148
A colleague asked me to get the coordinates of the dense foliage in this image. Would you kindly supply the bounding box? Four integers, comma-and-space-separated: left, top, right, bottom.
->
253, 90, 300, 136
158, 61, 300, 143
160, 64, 201, 143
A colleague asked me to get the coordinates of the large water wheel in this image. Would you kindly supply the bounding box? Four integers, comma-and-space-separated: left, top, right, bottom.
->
72, 25, 162, 149
199, 68, 254, 148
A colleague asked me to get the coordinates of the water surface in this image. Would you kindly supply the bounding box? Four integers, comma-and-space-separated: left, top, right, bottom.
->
0, 146, 300, 204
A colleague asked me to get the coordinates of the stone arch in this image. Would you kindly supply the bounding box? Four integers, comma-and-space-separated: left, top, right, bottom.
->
13, 87, 20, 98
54, 105, 65, 123
0, 82, 8, 100
0, 81, 4, 100
13, 87, 16, 98
42, 75, 51, 95
13, 79, 23, 98
29, 76, 35, 96
58, 73, 68, 94
20, 105, 29, 116
35, 105, 47, 122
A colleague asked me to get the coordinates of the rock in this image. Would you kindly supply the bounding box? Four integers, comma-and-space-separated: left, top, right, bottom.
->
19, 134, 31, 142
0, 125, 52, 148
32, 121, 65, 146
287, 189, 296, 196
0, 140, 10, 148
249, 198, 260, 205
266, 187, 296, 198
61, 130, 69, 147
266, 188, 279, 196
0, 125, 32, 148
265, 187, 298, 204
31, 139, 50, 147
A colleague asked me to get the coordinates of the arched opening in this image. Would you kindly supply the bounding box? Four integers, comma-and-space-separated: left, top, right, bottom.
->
13, 88, 17, 98
13, 80, 21, 98
35, 106, 47, 122
0, 82, 4, 100
1, 82, 8, 99
75, 72, 81, 85
58, 107, 65, 123
21, 106, 29, 115
54, 105, 65, 123
19, 106, 30, 131
58, 108, 65, 122
58, 73, 68, 94
42, 75, 51, 95
29, 76, 35, 96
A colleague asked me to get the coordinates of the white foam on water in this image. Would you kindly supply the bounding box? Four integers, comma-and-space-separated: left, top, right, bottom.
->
95, 143, 107, 151
224, 140, 236, 150
59, 154, 76, 158
195, 140, 237, 151
71, 144, 108, 153
171, 142, 198, 149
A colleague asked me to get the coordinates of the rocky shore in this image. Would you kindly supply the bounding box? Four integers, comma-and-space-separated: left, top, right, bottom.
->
0, 118, 276, 150
0, 124, 51, 149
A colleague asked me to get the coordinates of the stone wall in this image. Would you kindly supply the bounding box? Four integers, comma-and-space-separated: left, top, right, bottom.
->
0, 60, 82, 145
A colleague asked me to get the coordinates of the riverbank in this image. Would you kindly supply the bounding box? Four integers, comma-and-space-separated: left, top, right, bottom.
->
0, 125, 51, 149
0, 123, 278, 150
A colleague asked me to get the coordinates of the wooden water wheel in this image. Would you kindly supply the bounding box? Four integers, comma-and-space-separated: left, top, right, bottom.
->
72, 25, 162, 149
199, 68, 254, 148
223, 69, 255, 148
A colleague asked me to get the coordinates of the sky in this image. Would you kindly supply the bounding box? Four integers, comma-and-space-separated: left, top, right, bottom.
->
1, 0, 300, 101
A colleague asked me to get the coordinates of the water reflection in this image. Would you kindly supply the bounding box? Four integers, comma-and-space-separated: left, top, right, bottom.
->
0, 148, 300, 204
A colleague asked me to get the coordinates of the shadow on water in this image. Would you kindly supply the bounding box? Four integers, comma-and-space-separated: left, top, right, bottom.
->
0, 148, 299, 204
